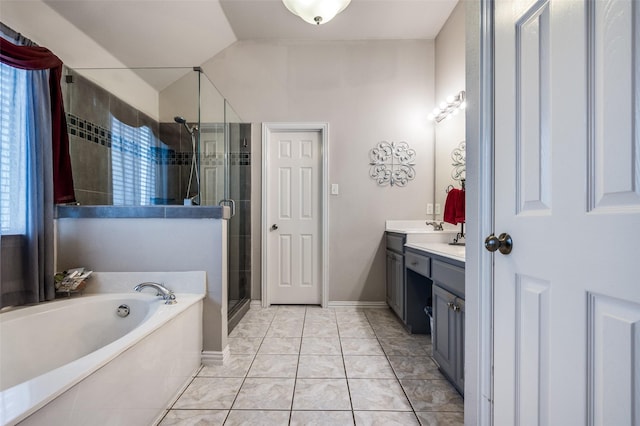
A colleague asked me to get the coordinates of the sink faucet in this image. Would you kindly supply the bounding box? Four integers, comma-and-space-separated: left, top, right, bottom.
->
426, 221, 444, 231
134, 282, 177, 304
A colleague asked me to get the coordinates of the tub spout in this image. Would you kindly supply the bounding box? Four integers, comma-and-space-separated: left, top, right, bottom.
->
134, 282, 177, 305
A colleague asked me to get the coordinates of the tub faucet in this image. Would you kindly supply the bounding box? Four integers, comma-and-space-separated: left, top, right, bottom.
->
133, 282, 177, 305
426, 221, 444, 231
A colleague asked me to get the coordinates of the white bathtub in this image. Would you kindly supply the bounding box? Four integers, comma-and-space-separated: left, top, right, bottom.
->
0, 291, 203, 425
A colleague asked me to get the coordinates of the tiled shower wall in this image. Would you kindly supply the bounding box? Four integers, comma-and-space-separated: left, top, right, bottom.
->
62, 68, 197, 205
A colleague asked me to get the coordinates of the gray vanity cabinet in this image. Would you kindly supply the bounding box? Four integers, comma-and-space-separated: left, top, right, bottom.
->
432, 278, 465, 395
385, 233, 406, 320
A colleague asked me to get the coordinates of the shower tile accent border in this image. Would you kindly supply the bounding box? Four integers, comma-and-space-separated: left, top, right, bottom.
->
66, 113, 251, 167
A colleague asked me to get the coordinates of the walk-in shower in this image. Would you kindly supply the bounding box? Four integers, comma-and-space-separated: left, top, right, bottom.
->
62, 66, 253, 329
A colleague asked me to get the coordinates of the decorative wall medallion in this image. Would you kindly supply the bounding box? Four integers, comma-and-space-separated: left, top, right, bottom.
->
369, 141, 416, 187
451, 140, 466, 182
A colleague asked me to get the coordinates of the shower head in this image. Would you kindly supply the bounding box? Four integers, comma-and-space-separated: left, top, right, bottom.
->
174, 116, 197, 135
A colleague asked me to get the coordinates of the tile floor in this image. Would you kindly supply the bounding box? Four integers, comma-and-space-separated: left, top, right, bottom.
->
159, 306, 464, 425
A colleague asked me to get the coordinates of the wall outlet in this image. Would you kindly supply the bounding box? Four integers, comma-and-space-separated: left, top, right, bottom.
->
427, 203, 433, 214
331, 183, 339, 195
435, 203, 441, 215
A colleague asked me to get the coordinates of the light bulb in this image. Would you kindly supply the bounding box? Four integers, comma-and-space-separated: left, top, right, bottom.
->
439, 102, 447, 109
459, 101, 467, 110
446, 95, 455, 103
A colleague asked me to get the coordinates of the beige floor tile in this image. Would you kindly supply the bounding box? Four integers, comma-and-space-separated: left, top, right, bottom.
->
198, 355, 254, 378
339, 324, 377, 338
258, 337, 301, 354
379, 338, 431, 356
224, 410, 290, 425
341, 338, 385, 355
348, 378, 412, 411
297, 355, 346, 378
173, 377, 243, 409
267, 322, 304, 338
354, 411, 420, 426
415, 411, 464, 426
247, 354, 298, 378
303, 322, 339, 338
291, 410, 354, 425
159, 410, 228, 426
227, 337, 263, 355
300, 337, 342, 355
388, 356, 443, 379
344, 355, 395, 378
401, 379, 464, 412
232, 378, 295, 410
292, 378, 351, 410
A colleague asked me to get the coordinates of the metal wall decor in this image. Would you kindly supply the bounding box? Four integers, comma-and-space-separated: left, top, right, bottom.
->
369, 141, 416, 187
451, 140, 466, 182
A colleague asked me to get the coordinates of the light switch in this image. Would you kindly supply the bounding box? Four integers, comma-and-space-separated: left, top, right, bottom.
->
331, 184, 339, 195
427, 203, 433, 214
435, 203, 441, 215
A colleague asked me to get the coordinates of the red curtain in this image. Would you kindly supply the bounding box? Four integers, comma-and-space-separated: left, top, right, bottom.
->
0, 38, 75, 203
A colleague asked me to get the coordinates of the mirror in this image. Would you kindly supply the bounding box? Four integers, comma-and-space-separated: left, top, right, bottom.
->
433, 1, 466, 226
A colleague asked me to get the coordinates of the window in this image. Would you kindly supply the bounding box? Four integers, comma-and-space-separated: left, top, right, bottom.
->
111, 117, 156, 205
0, 62, 27, 235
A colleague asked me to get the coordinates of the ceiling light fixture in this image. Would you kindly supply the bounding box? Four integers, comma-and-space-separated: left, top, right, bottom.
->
282, 0, 352, 25
428, 90, 466, 123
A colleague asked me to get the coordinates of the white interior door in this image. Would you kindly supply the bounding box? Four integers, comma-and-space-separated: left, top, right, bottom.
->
266, 130, 322, 305
493, 0, 640, 424
199, 124, 225, 206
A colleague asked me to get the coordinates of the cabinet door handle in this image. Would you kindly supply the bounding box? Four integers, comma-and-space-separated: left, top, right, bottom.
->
447, 302, 454, 310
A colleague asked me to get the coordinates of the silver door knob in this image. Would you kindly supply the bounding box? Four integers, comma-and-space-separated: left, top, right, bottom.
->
484, 233, 513, 255
271, 224, 278, 231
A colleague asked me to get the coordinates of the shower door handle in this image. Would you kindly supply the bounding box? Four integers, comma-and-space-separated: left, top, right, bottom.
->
218, 199, 236, 218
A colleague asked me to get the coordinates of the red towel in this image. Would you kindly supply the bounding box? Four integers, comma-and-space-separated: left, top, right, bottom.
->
444, 188, 465, 225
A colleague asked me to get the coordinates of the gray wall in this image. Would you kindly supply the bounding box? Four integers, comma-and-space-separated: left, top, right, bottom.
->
202, 40, 436, 303
55, 217, 227, 352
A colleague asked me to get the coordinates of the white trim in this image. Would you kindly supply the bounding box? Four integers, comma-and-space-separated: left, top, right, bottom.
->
465, 0, 495, 425
327, 301, 389, 309
261, 122, 329, 309
201, 347, 230, 366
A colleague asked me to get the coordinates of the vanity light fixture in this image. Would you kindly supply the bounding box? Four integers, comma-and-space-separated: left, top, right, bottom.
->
282, 0, 352, 25
428, 90, 466, 123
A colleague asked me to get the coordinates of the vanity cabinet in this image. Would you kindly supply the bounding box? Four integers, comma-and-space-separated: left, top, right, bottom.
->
385, 232, 406, 320
433, 284, 465, 394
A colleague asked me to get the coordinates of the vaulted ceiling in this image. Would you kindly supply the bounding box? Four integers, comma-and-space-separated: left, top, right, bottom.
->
39, 0, 457, 68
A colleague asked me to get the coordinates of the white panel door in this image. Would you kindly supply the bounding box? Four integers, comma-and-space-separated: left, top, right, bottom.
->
199, 124, 225, 206
493, 0, 640, 424
267, 131, 321, 304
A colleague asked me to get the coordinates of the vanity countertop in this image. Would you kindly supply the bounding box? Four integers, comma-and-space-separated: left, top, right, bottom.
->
385, 220, 460, 245
385, 220, 459, 234
404, 242, 465, 263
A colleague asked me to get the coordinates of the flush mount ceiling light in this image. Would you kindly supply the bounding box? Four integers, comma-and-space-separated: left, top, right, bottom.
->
282, 0, 352, 25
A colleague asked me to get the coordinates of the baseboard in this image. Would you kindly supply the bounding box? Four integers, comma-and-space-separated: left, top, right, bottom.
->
327, 301, 389, 309
250, 300, 262, 309
201, 346, 230, 366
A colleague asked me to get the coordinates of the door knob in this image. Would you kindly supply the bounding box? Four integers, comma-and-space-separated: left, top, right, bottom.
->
484, 233, 513, 255
271, 224, 278, 231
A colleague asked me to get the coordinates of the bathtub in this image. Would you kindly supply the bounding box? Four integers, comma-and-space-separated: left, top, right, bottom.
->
0, 291, 203, 425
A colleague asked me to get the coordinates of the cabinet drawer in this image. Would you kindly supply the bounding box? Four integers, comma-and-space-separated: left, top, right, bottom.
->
432, 260, 464, 297
386, 233, 405, 253
405, 251, 431, 277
